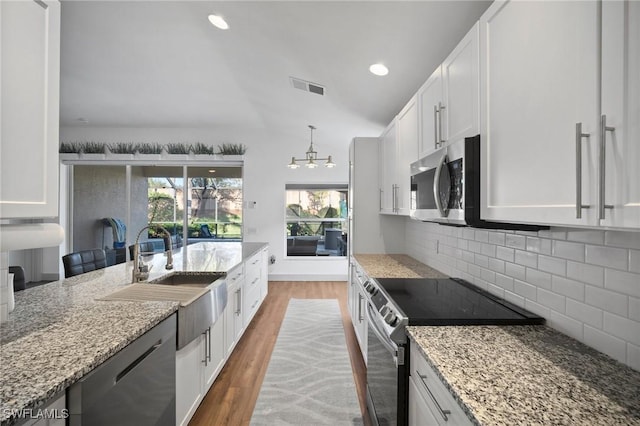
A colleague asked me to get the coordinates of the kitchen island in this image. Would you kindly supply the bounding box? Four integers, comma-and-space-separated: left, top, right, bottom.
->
0, 241, 267, 426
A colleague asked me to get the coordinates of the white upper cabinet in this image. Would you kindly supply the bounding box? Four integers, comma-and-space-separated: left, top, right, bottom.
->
600, 0, 640, 228
480, 0, 639, 229
480, 0, 600, 227
418, 66, 444, 157
379, 121, 398, 214
396, 95, 419, 215
0, 0, 60, 219
418, 22, 479, 158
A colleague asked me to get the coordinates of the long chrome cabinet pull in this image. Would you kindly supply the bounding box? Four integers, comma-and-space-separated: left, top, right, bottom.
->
235, 289, 241, 315
379, 188, 383, 211
417, 373, 451, 421
599, 115, 615, 219
433, 105, 439, 149
575, 123, 591, 218
358, 294, 363, 322
438, 102, 446, 145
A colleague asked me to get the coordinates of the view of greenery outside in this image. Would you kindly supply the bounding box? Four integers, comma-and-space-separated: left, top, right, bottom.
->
148, 177, 242, 240
285, 189, 347, 236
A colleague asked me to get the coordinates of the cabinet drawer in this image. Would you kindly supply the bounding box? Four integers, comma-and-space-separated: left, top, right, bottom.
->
226, 265, 244, 286
245, 253, 261, 291
410, 343, 472, 425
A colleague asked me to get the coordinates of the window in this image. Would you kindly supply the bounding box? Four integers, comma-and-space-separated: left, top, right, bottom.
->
285, 184, 347, 257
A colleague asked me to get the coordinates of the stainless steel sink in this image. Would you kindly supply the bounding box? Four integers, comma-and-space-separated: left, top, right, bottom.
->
99, 272, 227, 350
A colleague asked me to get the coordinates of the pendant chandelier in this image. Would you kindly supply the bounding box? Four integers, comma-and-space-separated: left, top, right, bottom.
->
287, 125, 335, 169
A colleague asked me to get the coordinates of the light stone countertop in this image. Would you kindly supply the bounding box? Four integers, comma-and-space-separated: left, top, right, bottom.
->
353, 254, 447, 278
0, 241, 267, 426
407, 326, 640, 425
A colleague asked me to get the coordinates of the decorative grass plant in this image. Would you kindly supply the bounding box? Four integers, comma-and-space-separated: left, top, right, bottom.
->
135, 143, 163, 154
192, 142, 216, 155
80, 142, 106, 154
108, 142, 136, 154
59, 142, 81, 153
217, 143, 247, 155
165, 143, 192, 155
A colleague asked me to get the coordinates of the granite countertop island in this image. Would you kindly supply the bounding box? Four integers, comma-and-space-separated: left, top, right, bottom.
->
0, 241, 267, 425
353, 253, 640, 425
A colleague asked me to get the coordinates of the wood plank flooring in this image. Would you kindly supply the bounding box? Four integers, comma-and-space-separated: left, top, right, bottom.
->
188, 281, 370, 426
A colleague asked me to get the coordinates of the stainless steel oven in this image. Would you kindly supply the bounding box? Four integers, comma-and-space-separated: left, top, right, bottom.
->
361, 276, 544, 426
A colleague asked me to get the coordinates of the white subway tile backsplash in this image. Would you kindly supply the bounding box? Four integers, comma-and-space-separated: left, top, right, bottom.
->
537, 288, 566, 314
629, 297, 640, 322
628, 344, 640, 372
552, 276, 585, 301
567, 261, 604, 287
496, 246, 515, 263
504, 290, 525, 307
495, 273, 514, 292
538, 255, 566, 276
630, 250, 640, 274
506, 234, 526, 250
475, 230, 489, 242
584, 326, 627, 364
404, 219, 640, 370
585, 286, 628, 317
547, 310, 583, 341
605, 231, 640, 250
514, 279, 537, 300
605, 269, 640, 298
515, 250, 537, 268
585, 245, 629, 271
552, 240, 585, 262
566, 230, 605, 245
566, 299, 603, 329
488, 258, 505, 274
505, 262, 526, 281
526, 237, 552, 255
525, 268, 552, 290
604, 313, 640, 346
489, 232, 506, 246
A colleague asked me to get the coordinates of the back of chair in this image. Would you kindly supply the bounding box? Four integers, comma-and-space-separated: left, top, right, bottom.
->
62, 249, 107, 278
128, 242, 157, 260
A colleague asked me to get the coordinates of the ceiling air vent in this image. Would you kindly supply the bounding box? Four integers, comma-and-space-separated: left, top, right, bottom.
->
290, 77, 325, 96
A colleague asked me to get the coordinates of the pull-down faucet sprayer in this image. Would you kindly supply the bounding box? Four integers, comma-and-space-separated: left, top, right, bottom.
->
132, 225, 174, 283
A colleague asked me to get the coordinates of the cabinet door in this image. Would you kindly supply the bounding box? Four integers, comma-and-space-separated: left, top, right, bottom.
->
408, 376, 440, 426
176, 336, 205, 426
396, 96, 419, 216
379, 121, 398, 214
600, 0, 640, 229
203, 319, 226, 391
480, 0, 599, 227
0, 0, 60, 218
418, 66, 444, 158
224, 282, 242, 355
442, 22, 480, 145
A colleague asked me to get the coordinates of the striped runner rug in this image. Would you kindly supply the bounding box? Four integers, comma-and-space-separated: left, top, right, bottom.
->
250, 298, 363, 425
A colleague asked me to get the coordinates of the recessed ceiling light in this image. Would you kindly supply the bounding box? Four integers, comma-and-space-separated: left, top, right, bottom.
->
369, 63, 389, 76
208, 14, 229, 30
208, 169, 216, 173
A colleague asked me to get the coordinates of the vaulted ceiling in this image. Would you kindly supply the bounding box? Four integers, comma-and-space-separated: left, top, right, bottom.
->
59, 1, 492, 148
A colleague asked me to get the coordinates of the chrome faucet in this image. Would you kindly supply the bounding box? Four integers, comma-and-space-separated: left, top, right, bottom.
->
132, 225, 174, 283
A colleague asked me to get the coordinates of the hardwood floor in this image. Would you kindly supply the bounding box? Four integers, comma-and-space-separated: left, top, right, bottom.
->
188, 281, 370, 426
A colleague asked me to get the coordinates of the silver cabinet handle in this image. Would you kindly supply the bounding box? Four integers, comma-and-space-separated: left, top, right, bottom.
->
438, 102, 446, 146
599, 115, 615, 219
358, 293, 363, 322
394, 184, 399, 213
417, 373, 451, 421
202, 328, 210, 365
575, 122, 591, 218
235, 288, 241, 315
379, 188, 383, 211
206, 327, 211, 363
434, 104, 439, 149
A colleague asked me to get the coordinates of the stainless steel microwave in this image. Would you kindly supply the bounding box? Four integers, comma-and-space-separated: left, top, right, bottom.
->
410, 135, 545, 230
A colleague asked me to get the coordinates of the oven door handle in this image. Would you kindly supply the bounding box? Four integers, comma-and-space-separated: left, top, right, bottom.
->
366, 303, 401, 366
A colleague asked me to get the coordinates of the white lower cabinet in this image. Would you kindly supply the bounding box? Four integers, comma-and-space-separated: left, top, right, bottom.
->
348, 259, 368, 362
409, 344, 472, 426
176, 245, 269, 426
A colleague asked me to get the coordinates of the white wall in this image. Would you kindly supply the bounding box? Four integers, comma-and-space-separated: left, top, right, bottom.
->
60, 126, 382, 280
405, 218, 640, 371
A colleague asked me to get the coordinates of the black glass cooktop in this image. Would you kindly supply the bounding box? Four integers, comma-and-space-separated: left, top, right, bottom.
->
374, 277, 544, 326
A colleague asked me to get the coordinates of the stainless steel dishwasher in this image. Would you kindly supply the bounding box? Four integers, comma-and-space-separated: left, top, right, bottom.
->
67, 313, 177, 425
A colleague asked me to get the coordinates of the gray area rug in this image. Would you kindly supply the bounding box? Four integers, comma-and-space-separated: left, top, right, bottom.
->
250, 298, 363, 425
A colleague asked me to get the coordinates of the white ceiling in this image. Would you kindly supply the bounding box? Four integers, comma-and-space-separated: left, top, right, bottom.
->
59, 1, 492, 148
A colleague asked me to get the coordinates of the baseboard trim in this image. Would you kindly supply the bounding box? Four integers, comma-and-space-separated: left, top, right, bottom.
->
269, 274, 348, 282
